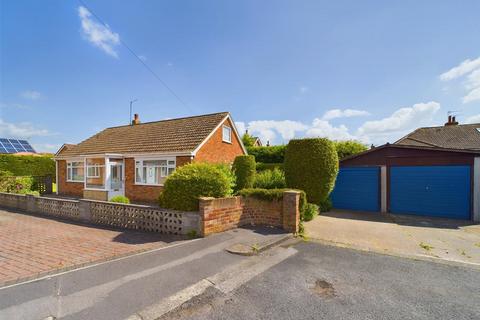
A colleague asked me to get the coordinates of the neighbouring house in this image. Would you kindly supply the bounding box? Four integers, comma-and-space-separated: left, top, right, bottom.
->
252, 136, 262, 147
330, 117, 480, 221
54, 112, 246, 203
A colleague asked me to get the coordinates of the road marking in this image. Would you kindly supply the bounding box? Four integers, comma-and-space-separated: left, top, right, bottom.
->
125, 246, 298, 320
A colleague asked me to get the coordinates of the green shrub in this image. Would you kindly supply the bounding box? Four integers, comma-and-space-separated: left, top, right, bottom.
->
334, 140, 368, 160
284, 138, 339, 206
319, 197, 333, 212
242, 132, 256, 147
256, 162, 284, 172
0, 170, 13, 177
0, 176, 34, 194
247, 145, 286, 163
0, 154, 55, 181
301, 203, 319, 222
232, 155, 256, 191
159, 162, 235, 211
110, 195, 130, 204
239, 188, 306, 213
253, 168, 286, 189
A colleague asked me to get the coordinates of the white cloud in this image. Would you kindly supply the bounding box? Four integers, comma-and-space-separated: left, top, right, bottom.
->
78, 6, 120, 58
247, 120, 308, 144
440, 56, 480, 103
21, 90, 42, 100
357, 101, 440, 138
465, 114, 480, 124
440, 57, 480, 81
32, 143, 61, 153
306, 119, 358, 141
0, 118, 51, 139
322, 108, 370, 120
235, 121, 246, 136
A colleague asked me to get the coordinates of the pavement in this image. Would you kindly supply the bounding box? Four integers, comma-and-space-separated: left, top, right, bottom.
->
161, 241, 480, 320
304, 210, 480, 267
0, 216, 290, 320
0, 208, 185, 287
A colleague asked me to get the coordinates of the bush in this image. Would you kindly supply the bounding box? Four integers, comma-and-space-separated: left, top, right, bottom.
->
242, 132, 256, 147
247, 145, 286, 163
110, 195, 130, 204
256, 162, 284, 172
0, 154, 55, 181
284, 138, 339, 206
239, 188, 306, 213
319, 197, 332, 212
0, 176, 34, 194
334, 140, 368, 160
159, 162, 235, 211
232, 155, 256, 191
301, 203, 319, 222
253, 168, 286, 189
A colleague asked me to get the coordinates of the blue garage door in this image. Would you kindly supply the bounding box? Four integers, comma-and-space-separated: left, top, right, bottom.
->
390, 166, 471, 220
331, 167, 380, 212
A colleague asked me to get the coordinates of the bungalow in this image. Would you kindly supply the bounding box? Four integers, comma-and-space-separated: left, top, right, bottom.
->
54, 112, 246, 203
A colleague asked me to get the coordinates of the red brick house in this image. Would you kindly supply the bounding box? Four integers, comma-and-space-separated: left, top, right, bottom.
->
54, 112, 246, 203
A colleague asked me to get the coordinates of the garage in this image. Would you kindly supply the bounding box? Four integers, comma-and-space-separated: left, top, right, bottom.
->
389, 165, 471, 219
331, 167, 380, 212
333, 142, 479, 221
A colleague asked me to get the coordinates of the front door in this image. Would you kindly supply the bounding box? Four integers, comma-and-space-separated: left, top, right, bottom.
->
109, 162, 124, 198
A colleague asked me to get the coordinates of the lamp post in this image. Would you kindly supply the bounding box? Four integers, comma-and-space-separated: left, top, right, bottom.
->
129, 99, 138, 125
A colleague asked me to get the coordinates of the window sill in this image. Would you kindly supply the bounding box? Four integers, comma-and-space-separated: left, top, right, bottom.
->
222, 140, 232, 144
66, 180, 84, 183
134, 183, 164, 187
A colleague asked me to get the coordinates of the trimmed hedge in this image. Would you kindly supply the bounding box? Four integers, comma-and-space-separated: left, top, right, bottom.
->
253, 168, 286, 189
334, 140, 368, 160
247, 145, 286, 163
0, 154, 55, 181
232, 155, 256, 191
110, 195, 130, 204
159, 162, 235, 211
256, 162, 284, 172
239, 188, 306, 213
284, 138, 339, 205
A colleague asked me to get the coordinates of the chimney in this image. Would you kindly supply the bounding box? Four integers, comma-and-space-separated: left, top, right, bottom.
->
445, 115, 459, 126
132, 113, 141, 125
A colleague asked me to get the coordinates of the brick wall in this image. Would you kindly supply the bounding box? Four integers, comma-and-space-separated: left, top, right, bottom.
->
199, 191, 301, 236
194, 118, 245, 163
57, 160, 83, 197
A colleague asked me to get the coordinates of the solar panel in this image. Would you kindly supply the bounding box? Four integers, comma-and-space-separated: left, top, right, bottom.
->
0, 138, 36, 154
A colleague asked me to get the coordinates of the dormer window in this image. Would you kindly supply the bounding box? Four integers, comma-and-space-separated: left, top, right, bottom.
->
222, 125, 232, 143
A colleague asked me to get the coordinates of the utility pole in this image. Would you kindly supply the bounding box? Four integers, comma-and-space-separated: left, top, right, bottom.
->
129, 99, 138, 125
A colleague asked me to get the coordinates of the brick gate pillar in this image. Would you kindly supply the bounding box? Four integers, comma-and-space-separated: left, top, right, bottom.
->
282, 190, 300, 233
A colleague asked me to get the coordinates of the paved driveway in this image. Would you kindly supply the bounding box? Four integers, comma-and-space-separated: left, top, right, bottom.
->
305, 210, 480, 267
0, 209, 184, 287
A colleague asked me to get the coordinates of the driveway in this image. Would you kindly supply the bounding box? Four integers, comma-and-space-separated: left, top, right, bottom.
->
305, 210, 480, 266
0, 208, 185, 287
161, 241, 480, 320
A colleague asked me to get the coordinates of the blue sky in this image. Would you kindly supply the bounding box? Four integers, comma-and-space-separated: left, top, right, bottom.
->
1, 0, 480, 152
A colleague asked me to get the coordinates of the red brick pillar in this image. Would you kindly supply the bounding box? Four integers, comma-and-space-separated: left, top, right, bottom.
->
198, 197, 214, 237
282, 190, 300, 233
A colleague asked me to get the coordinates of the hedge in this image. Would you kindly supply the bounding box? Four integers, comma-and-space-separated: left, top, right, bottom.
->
334, 140, 368, 160
159, 162, 235, 211
110, 195, 130, 204
239, 188, 306, 213
256, 162, 284, 172
246, 145, 286, 163
253, 168, 286, 189
284, 138, 338, 205
0, 154, 55, 180
232, 155, 256, 191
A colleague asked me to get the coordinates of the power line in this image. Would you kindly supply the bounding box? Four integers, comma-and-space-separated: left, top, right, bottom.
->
77, 0, 191, 112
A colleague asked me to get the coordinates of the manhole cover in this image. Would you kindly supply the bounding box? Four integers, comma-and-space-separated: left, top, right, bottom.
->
311, 279, 335, 298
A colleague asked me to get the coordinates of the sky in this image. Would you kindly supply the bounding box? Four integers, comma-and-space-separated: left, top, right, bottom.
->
1, 0, 480, 152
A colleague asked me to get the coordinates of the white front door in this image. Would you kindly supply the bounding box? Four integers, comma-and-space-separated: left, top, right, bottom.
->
109, 162, 124, 198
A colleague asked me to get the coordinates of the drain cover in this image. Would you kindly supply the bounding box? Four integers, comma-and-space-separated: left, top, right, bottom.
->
311, 279, 336, 298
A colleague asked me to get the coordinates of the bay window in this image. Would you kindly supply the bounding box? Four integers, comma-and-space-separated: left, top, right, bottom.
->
67, 161, 84, 182
135, 158, 176, 185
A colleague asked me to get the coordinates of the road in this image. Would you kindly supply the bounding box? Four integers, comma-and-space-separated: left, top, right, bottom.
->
162, 241, 480, 320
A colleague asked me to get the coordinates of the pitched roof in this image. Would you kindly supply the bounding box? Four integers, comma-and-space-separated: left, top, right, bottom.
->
395, 123, 480, 151
56, 112, 230, 157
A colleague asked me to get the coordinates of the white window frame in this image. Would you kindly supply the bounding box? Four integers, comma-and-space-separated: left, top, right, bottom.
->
86, 164, 101, 178
222, 125, 232, 143
66, 160, 84, 183
134, 157, 176, 186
